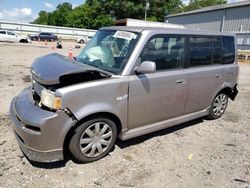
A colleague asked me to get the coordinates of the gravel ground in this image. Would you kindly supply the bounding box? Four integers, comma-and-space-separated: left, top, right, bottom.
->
0, 42, 250, 188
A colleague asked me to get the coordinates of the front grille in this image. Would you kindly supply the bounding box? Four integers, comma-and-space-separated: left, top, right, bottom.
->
25, 125, 41, 132
15, 132, 25, 144
15, 113, 41, 133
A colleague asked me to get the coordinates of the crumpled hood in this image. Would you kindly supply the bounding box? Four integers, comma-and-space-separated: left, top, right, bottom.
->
31, 53, 110, 85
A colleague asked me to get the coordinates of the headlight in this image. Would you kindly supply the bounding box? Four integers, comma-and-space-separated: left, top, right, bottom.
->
41, 89, 61, 110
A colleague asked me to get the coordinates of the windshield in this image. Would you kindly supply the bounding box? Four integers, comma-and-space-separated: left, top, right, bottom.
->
77, 30, 139, 74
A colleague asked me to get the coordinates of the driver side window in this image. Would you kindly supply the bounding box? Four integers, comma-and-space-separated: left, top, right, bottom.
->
140, 35, 185, 71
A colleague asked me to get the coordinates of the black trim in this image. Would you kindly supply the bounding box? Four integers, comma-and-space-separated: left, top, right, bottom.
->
231, 84, 238, 101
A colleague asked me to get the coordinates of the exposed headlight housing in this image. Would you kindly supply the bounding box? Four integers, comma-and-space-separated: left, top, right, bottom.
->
41, 89, 61, 110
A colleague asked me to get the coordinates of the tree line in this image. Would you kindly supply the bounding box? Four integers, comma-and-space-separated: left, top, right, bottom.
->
32, 0, 227, 29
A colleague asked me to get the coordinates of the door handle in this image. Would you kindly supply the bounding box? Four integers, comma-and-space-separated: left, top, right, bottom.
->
216, 74, 222, 78
176, 79, 186, 84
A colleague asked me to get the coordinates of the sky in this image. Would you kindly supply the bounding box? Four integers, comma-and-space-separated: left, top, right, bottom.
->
0, 0, 247, 23
0, 0, 84, 23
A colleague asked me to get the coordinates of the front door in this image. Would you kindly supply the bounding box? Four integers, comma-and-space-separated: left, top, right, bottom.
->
7, 31, 18, 42
128, 34, 188, 129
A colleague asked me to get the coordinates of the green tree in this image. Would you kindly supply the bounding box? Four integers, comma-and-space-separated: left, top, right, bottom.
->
32, 11, 49, 24
31, 0, 186, 29
53, 2, 73, 26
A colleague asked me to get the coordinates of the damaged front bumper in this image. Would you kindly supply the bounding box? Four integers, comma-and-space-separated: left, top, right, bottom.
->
9, 87, 75, 162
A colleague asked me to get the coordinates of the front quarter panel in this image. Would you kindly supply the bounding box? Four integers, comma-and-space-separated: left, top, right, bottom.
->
55, 76, 129, 131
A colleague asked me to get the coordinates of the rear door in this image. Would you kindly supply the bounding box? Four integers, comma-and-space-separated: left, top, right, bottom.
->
184, 36, 225, 114
128, 34, 189, 129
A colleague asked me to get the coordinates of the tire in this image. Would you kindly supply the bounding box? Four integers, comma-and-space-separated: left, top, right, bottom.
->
19, 39, 26, 43
23, 39, 28, 43
207, 92, 228, 120
80, 39, 84, 44
69, 118, 117, 163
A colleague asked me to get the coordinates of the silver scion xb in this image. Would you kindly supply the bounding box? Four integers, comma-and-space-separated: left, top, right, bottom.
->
9, 27, 238, 163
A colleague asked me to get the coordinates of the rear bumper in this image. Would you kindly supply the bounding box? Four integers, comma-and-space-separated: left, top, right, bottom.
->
231, 84, 238, 101
9, 87, 75, 162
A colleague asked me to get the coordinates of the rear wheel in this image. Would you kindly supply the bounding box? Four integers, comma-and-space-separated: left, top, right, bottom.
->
80, 39, 84, 44
19, 39, 28, 43
69, 118, 117, 163
207, 92, 228, 119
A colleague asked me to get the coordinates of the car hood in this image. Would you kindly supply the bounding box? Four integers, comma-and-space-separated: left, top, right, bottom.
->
31, 53, 111, 86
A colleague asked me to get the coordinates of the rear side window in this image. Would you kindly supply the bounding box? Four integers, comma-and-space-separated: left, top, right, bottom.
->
189, 37, 212, 67
0, 31, 6, 34
212, 37, 222, 64
140, 35, 185, 70
222, 36, 235, 64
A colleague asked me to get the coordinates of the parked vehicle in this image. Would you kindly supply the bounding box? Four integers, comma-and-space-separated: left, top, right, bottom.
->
28, 32, 58, 42
76, 35, 93, 44
9, 26, 238, 163
0, 30, 31, 43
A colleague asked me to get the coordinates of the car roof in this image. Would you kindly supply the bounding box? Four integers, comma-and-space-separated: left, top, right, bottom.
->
101, 26, 235, 37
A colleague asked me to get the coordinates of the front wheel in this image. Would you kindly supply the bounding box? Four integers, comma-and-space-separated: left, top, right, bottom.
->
207, 93, 228, 120
69, 118, 117, 163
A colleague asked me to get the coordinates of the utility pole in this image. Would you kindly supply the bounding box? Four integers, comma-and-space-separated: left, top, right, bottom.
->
145, 0, 149, 20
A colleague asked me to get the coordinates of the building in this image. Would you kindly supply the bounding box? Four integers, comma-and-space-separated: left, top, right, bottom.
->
166, 1, 250, 50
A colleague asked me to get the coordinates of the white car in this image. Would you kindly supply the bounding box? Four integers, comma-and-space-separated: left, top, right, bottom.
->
75, 35, 93, 44
0, 30, 31, 43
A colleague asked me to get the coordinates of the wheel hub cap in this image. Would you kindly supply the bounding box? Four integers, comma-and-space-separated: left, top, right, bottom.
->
79, 122, 112, 158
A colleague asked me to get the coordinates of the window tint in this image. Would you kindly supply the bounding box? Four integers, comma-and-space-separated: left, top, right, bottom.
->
0, 31, 6, 34
222, 36, 235, 64
189, 37, 212, 66
140, 35, 185, 70
212, 37, 222, 64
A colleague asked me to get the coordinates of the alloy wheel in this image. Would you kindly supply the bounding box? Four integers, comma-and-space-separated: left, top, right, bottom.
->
212, 93, 228, 117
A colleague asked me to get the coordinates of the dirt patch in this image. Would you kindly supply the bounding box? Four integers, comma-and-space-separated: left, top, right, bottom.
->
22, 75, 31, 83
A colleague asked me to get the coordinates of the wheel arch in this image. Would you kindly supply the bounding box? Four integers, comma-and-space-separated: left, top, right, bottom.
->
63, 112, 122, 157
220, 87, 233, 96
218, 85, 238, 101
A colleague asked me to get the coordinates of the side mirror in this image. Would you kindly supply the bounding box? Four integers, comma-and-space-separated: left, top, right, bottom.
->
135, 61, 156, 74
